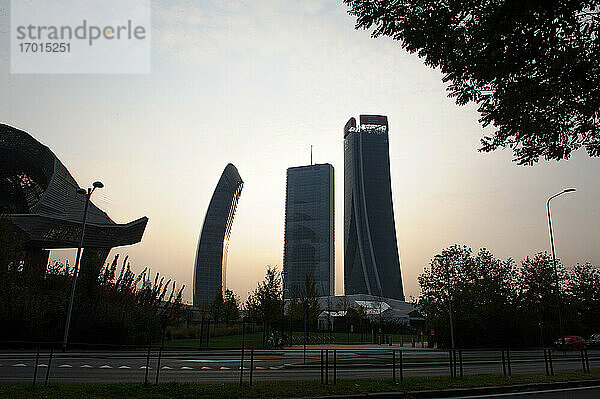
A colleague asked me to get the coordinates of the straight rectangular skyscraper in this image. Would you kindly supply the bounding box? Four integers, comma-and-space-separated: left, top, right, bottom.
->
284, 164, 334, 297
344, 115, 404, 300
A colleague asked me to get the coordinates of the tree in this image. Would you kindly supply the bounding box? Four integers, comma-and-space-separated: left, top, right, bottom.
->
0, 253, 184, 344
514, 252, 568, 345
565, 262, 600, 337
0, 215, 24, 272
223, 289, 240, 323
209, 289, 224, 323
344, 0, 600, 164
288, 274, 320, 324
245, 265, 283, 342
419, 245, 517, 348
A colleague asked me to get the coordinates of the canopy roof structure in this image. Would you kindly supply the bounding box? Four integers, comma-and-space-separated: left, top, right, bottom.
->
0, 124, 147, 274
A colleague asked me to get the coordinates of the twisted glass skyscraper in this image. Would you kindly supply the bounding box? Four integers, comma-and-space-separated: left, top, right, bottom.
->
193, 164, 243, 307
344, 115, 404, 300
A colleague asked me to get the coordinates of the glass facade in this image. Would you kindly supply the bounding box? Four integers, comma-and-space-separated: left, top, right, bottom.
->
344, 115, 404, 300
284, 164, 334, 297
193, 163, 243, 307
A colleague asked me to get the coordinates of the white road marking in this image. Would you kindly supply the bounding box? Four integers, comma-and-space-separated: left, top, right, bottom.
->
58, 364, 72, 368
255, 366, 265, 369
100, 365, 112, 369
180, 366, 193, 370
139, 366, 151, 369
80, 365, 92, 368
220, 366, 230, 370
201, 366, 211, 370
269, 366, 278, 370
118, 366, 130, 369
161, 366, 172, 369
38, 364, 48, 367
12, 363, 26, 367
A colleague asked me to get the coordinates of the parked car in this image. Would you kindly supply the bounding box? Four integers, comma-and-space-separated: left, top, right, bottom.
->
587, 333, 600, 348
553, 335, 586, 350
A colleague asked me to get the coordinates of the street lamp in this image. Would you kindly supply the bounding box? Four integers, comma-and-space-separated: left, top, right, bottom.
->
435, 254, 455, 349
62, 181, 103, 351
547, 188, 575, 351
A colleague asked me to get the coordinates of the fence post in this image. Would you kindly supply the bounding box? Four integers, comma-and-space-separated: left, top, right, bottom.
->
399, 350, 403, 382
249, 349, 254, 386
320, 349, 324, 384
543, 349, 549, 376
392, 350, 396, 382
459, 350, 463, 378
333, 349, 337, 385
506, 348, 512, 376
585, 348, 590, 373
325, 349, 329, 385
501, 350, 506, 376
581, 349, 587, 373
240, 320, 246, 386
549, 349, 554, 375
44, 346, 53, 387
155, 344, 163, 385
199, 314, 204, 348
144, 345, 151, 384
448, 350, 454, 378
303, 338, 307, 364
32, 345, 40, 386
206, 319, 210, 347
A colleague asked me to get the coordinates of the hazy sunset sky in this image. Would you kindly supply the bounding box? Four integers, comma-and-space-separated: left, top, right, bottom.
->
1, 0, 598, 304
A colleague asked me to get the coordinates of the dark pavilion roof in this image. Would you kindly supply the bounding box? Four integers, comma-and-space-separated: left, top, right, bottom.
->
0, 123, 147, 249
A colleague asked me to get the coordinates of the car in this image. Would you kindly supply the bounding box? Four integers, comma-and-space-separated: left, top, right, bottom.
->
554, 335, 586, 350
587, 333, 600, 348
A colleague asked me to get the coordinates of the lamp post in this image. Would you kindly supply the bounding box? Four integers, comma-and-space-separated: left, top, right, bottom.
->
435, 254, 455, 349
547, 188, 575, 352
62, 181, 103, 351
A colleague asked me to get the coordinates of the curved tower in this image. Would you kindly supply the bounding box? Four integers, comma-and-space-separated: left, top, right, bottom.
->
193, 164, 243, 307
343, 115, 404, 300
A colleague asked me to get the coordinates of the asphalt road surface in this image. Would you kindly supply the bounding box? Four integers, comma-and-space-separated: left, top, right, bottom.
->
0, 346, 596, 384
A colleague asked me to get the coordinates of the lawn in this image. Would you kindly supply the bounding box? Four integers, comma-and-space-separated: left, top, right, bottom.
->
3, 369, 599, 399
163, 332, 265, 349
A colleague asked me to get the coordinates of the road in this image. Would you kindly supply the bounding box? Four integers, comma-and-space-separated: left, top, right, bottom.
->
0, 346, 596, 384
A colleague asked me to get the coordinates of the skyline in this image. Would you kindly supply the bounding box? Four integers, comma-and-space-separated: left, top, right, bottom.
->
1, 0, 599, 304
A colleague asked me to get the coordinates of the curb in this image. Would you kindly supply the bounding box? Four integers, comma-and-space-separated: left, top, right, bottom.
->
300, 379, 600, 398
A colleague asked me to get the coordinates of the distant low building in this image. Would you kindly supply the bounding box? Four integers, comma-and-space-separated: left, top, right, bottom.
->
287, 293, 423, 331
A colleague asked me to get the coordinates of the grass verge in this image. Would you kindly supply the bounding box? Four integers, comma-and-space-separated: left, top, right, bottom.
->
2, 369, 600, 399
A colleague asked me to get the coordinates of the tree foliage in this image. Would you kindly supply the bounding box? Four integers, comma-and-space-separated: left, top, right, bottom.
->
288, 274, 321, 323
345, 0, 600, 164
0, 253, 184, 345
209, 289, 240, 324
0, 215, 24, 272
419, 245, 599, 348
245, 265, 283, 332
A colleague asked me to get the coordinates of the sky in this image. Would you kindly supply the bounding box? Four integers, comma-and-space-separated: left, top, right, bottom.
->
1, 0, 599, 304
